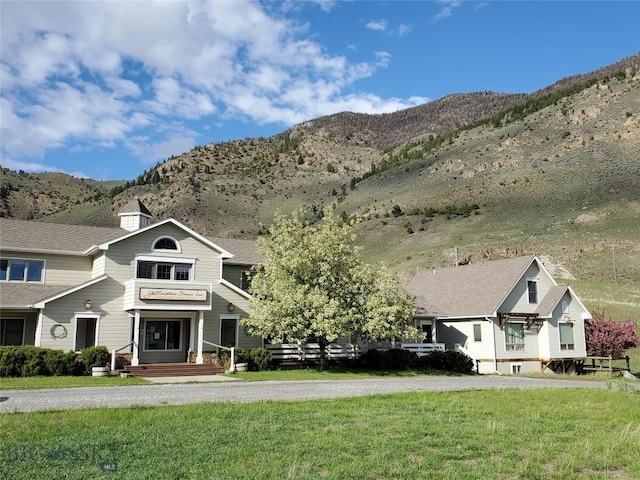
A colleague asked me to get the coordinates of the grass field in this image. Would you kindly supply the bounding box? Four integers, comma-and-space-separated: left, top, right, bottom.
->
1, 388, 638, 480
0, 375, 150, 390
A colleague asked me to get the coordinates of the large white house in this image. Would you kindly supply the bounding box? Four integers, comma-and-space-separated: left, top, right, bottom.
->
0, 199, 261, 366
405, 256, 591, 374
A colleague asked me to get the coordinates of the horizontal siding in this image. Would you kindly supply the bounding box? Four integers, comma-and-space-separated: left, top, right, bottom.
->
499, 262, 555, 314
542, 291, 587, 359
91, 252, 107, 277
1, 251, 92, 286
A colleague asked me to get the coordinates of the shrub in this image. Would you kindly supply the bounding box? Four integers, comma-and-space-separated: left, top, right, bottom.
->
424, 349, 474, 374
249, 347, 272, 371
44, 349, 81, 376
81, 346, 110, 375
357, 348, 417, 370
0, 346, 81, 377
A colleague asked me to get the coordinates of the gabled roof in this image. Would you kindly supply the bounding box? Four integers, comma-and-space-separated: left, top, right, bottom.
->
535, 285, 569, 317
118, 197, 152, 217
0, 217, 260, 264
0, 218, 123, 254
407, 256, 538, 318
212, 237, 262, 265
0, 283, 78, 308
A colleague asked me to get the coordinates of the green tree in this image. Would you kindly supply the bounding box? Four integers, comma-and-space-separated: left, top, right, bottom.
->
243, 209, 418, 368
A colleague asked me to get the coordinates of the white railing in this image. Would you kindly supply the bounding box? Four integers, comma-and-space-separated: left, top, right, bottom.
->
400, 343, 446, 357
267, 343, 362, 361
203, 340, 235, 372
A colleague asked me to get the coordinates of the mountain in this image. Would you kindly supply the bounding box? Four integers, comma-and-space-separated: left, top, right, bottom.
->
1, 54, 639, 293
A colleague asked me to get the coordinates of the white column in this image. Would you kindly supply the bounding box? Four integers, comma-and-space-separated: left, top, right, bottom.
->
34, 310, 44, 347
132, 310, 141, 366
196, 311, 204, 364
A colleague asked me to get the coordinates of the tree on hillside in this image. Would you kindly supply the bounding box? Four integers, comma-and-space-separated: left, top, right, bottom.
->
584, 309, 639, 358
243, 208, 418, 367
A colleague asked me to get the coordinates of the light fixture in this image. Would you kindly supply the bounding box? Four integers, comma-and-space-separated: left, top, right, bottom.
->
85, 299, 93, 310
227, 303, 235, 312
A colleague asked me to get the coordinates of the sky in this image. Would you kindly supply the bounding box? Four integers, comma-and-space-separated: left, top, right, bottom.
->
1, 1, 638, 181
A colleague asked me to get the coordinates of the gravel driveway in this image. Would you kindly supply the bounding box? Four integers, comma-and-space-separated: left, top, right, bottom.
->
0, 376, 606, 413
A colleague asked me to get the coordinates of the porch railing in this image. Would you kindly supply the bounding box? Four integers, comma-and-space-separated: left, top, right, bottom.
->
399, 342, 446, 357
111, 342, 134, 374
202, 340, 236, 372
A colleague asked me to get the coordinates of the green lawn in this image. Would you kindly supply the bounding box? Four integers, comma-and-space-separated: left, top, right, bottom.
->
1, 389, 638, 479
0, 375, 150, 390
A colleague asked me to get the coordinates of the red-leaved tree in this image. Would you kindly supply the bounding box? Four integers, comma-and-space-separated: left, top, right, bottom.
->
584, 309, 639, 358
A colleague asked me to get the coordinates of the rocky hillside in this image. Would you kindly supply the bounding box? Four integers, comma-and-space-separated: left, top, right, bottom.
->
1, 53, 638, 286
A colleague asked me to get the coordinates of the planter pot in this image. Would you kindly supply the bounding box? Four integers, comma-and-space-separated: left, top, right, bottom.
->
235, 362, 249, 372
92, 366, 110, 377
119, 371, 131, 378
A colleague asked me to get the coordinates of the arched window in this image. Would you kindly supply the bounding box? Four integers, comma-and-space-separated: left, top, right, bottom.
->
153, 237, 178, 251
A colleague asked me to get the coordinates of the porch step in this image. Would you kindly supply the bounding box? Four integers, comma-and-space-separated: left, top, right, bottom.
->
121, 363, 225, 378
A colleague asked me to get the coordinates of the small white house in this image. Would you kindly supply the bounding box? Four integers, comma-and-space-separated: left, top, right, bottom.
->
405, 256, 591, 374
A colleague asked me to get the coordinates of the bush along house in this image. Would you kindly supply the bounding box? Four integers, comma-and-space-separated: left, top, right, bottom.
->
405, 256, 591, 374
0, 198, 262, 370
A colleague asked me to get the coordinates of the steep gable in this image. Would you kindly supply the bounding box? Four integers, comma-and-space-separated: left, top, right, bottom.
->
407, 256, 537, 318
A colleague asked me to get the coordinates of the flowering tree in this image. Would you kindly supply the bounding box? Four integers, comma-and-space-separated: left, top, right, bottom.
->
584, 309, 639, 358
243, 208, 418, 367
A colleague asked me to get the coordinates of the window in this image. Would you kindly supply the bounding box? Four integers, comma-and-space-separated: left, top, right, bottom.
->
562, 300, 569, 314
153, 237, 178, 250
1, 318, 24, 346
505, 323, 525, 351
0, 259, 44, 283
241, 271, 252, 291
527, 280, 538, 303
559, 323, 575, 351
510, 363, 522, 374
136, 261, 191, 281
144, 320, 181, 350
420, 321, 433, 343
473, 324, 482, 342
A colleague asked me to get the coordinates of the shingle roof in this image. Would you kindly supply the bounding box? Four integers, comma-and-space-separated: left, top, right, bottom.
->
0, 218, 123, 253
0, 283, 75, 308
406, 256, 537, 318
0, 217, 261, 263
535, 285, 569, 317
211, 237, 262, 265
118, 197, 152, 216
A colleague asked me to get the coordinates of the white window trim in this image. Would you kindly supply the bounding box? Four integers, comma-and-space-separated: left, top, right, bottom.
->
135, 256, 196, 282
504, 321, 526, 352
1, 317, 26, 346
510, 362, 523, 374
558, 321, 575, 351
73, 313, 101, 352
142, 318, 185, 352
220, 314, 240, 347
152, 236, 182, 253
0, 257, 46, 284
473, 323, 482, 342
526, 277, 539, 304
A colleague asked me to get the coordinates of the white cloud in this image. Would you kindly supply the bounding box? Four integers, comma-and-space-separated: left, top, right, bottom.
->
366, 20, 387, 32
434, 0, 462, 21
398, 24, 413, 36
1, 0, 426, 173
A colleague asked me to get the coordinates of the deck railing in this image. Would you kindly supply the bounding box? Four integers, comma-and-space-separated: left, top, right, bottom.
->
399, 343, 446, 357
266, 343, 362, 361
267, 342, 446, 361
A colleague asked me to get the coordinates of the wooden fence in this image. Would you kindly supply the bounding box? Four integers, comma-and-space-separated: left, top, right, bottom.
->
581, 355, 631, 375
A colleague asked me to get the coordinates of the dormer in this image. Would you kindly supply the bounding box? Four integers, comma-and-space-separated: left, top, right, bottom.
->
118, 197, 152, 232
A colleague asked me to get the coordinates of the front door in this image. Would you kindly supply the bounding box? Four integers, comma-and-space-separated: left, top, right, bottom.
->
220, 318, 237, 347
141, 319, 186, 363
75, 318, 97, 350
420, 320, 433, 343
